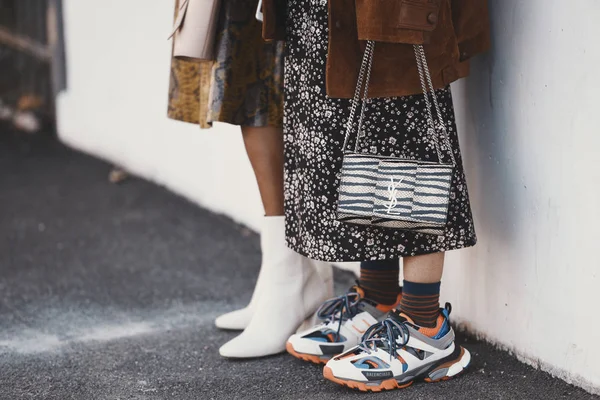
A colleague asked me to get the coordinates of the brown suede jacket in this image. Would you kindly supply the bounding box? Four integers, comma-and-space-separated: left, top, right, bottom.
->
263, 0, 491, 98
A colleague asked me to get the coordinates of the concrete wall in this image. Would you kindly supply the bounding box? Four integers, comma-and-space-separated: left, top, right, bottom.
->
444, 0, 600, 392
57, 0, 600, 393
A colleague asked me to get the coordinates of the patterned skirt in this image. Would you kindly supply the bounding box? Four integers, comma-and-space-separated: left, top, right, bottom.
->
283, 0, 477, 262
167, 0, 284, 128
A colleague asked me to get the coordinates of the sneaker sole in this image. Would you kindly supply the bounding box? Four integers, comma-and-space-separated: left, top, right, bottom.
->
424, 346, 471, 383
323, 346, 471, 392
323, 366, 414, 392
286, 342, 330, 365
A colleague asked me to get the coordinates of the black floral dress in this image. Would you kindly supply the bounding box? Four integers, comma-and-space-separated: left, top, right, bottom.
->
283, 0, 477, 262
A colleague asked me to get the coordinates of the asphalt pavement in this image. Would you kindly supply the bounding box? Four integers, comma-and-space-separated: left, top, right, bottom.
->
0, 125, 597, 399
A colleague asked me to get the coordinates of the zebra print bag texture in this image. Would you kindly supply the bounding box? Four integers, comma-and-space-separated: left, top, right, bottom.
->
336, 42, 455, 235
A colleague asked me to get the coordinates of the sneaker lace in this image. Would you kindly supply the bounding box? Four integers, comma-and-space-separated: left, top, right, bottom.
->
316, 290, 362, 341
358, 317, 411, 361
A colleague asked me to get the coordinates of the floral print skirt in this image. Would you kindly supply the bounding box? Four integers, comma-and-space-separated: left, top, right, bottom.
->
283, 0, 477, 262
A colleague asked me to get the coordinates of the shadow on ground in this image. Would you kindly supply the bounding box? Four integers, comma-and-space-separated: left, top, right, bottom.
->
0, 125, 597, 399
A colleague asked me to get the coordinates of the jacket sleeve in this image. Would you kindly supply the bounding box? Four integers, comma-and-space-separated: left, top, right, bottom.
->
450, 0, 491, 61
355, 0, 442, 44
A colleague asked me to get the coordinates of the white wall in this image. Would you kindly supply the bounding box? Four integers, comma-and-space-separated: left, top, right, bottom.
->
57, 0, 600, 393
445, 0, 600, 392
57, 0, 264, 232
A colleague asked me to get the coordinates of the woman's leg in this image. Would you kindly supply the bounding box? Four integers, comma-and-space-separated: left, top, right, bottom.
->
241, 126, 284, 216
400, 252, 444, 328
214, 125, 285, 331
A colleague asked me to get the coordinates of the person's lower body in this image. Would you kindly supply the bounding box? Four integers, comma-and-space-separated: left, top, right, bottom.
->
167, 0, 334, 358
283, 0, 475, 389
217, 126, 334, 358
287, 251, 471, 390
324, 253, 470, 392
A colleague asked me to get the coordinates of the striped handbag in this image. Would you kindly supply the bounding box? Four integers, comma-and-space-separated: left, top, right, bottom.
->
336, 42, 455, 235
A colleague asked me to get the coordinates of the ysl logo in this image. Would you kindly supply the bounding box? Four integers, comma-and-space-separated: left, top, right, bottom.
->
386, 177, 403, 214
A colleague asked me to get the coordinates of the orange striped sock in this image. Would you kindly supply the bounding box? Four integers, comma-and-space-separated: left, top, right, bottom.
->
399, 280, 441, 328
359, 260, 401, 306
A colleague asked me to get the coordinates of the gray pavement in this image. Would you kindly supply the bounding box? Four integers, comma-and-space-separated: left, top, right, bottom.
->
0, 125, 597, 400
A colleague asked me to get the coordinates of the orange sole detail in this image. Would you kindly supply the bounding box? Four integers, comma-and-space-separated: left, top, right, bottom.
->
286, 342, 328, 365
323, 366, 413, 393
424, 375, 452, 383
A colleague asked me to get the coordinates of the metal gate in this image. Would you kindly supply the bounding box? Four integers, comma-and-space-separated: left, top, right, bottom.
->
0, 0, 66, 125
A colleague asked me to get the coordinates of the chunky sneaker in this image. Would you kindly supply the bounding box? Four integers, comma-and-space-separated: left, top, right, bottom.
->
323, 304, 470, 392
286, 285, 401, 365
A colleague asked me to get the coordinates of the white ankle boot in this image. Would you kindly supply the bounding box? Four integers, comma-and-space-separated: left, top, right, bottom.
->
214, 251, 267, 331
295, 259, 334, 333
219, 216, 332, 358
215, 217, 333, 331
